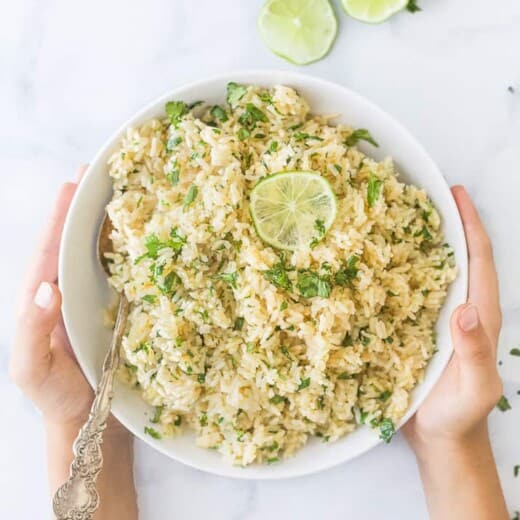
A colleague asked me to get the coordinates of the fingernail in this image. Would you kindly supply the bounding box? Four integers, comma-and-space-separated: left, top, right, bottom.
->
459, 304, 479, 332
34, 282, 54, 309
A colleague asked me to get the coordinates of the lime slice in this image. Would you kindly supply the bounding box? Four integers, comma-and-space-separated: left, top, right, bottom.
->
258, 0, 338, 65
341, 0, 408, 23
250, 171, 337, 250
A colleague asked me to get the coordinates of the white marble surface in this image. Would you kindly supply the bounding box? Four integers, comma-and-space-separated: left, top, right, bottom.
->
1, 0, 520, 518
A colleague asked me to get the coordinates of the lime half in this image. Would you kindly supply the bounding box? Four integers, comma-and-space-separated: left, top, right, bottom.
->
250, 171, 337, 250
341, 0, 408, 23
258, 0, 338, 65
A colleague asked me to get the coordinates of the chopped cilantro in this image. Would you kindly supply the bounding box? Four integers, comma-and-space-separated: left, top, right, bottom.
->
135, 228, 186, 264
345, 129, 379, 147
341, 333, 353, 347
334, 255, 359, 287
197, 373, 206, 384
297, 270, 331, 298
270, 395, 286, 405
142, 294, 157, 304
234, 316, 245, 330
294, 132, 324, 142
158, 271, 181, 296
266, 441, 279, 452
406, 0, 421, 13
514, 465, 519, 477
166, 166, 180, 186
210, 105, 228, 122
174, 416, 182, 427
165, 101, 188, 127
379, 418, 395, 443
199, 413, 208, 427
269, 141, 279, 153
237, 127, 250, 141
246, 342, 254, 353
310, 219, 326, 248
267, 457, 279, 465
280, 345, 292, 360
238, 103, 269, 131
338, 372, 353, 380
510, 348, 520, 357
184, 185, 198, 206
279, 301, 288, 311
166, 135, 182, 150
297, 377, 311, 391
214, 271, 238, 289
226, 82, 247, 108
333, 164, 342, 174
367, 174, 383, 208
496, 395, 512, 412
144, 426, 161, 439
379, 391, 392, 402
264, 259, 293, 291
150, 405, 164, 424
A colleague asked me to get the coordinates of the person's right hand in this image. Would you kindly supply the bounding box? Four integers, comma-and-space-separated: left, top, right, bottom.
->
404, 185, 503, 452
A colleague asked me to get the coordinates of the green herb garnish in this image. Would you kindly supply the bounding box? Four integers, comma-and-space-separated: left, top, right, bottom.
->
174, 416, 182, 427
496, 395, 512, 412
510, 348, 520, 357
345, 129, 378, 147
210, 105, 228, 122
184, 185, 198, 207
165, 101, 188, 127
310, 219, 326, 248
234, 317, 245, 330
297, 377, 311, 391
264, 258, 293, 291
296, 270, 331, 298
150, 405, 164, 424
270, 395, 286, 405
334, 255, 359, 287
142, 295, 157, 304
406, 0, 421, 13
214, 271, 238, 289
144, 426, 161, 439
379, 418, 395, 443
227, 82, 247, 108
367, 174, 383, 208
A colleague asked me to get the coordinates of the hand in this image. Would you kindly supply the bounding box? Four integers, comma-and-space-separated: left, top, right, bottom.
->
10, 167, 125, 435
404, 185, 503, 452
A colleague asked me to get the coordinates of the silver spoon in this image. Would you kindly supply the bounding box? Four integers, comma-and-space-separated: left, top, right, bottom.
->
52, 214, 130, 520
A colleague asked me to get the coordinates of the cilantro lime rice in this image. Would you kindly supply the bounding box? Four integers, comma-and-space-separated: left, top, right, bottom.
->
105, 83, 456, 465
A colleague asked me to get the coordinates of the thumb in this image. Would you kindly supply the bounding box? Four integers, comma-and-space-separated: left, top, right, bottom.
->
10, 282, 62, 390
450, 303, 495, 379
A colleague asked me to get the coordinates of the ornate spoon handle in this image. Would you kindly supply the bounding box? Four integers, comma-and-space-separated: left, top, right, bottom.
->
52, 297, 130, 520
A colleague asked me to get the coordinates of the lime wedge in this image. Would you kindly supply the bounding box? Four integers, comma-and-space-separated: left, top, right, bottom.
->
341, 0, 408, 23
258, 0, 338, 65
250, 171, 337, 251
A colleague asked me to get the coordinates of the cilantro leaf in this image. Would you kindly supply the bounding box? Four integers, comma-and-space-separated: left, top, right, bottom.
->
166, 167, 180, 186
510, 348, 520, 357
310, 219, 326, 248
214, 271, 238, 289
238, 103, 269, 131
144, 426, 161, 439
184, 185, 198, 206
264, 260, 293, 291
406, 0, 421, 13
150, 405, 164, 424
237, 127, 250, 141
210, 105, 228, 122
297, 377, 311, 391
234, 317, 245, 330
496, 395, 512, 412
294, 132, 324, 142
270, 395, 286, 405
227, 82, 247, 108
334, 255, 360, 287
296, 270, 331, 298
379, 418, 395, 443
165, 101, 188, 127
345, 129, 379, 147
367, 174, 383, 208
141, 295, 157, 304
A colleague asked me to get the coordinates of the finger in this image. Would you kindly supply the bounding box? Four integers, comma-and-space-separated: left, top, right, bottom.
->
451, 186, 501, 345
18, 182, 78, 313
10, 282, 61, 391
450, 303, 495, 373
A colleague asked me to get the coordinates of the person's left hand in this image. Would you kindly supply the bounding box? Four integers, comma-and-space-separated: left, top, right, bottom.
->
10, 167, 124, 434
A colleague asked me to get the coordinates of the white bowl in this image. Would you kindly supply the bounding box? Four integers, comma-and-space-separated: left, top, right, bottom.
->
59, 70, 468, 479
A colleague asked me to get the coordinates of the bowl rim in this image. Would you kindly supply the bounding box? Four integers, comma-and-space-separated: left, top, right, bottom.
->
59, 69, 468, 479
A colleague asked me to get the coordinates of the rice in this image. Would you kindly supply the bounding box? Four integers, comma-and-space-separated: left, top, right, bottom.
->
106, 84, 456, 465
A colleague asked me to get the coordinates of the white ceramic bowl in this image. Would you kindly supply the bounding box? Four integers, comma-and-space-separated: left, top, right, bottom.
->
59, 70, 468, 479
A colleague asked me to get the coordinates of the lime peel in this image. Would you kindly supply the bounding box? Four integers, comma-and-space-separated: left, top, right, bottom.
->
341, 0, 408, 24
